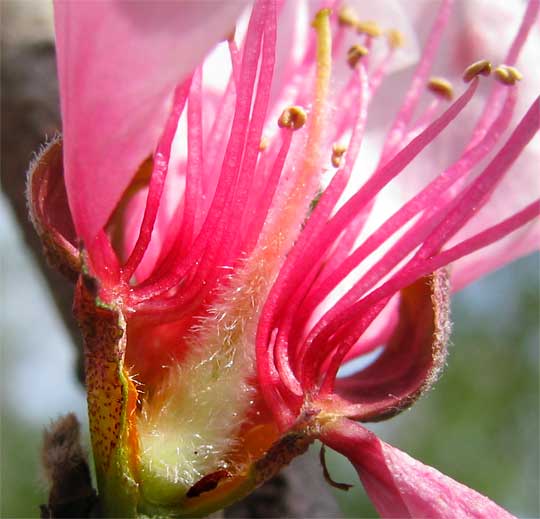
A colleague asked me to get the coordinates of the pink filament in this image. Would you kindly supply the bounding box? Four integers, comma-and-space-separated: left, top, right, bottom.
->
380, 0, 453, 164
131, 0, 271, 303
180, 67, 204, 254
121, 79, 191, 282
258, 65, 370, 403
286, 80, 479, 377
297, 85, 516, 337
469, 0, 539, 148
314, 98, 539, 393
242, 129, 293, 254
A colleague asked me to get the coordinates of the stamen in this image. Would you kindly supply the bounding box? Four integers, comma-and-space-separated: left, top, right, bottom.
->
416, 96, 538, 260
463, 59, 492, 82
356, 20, 382, 38
380, 0, 453, 164
467, 1, 537, 149
297, 80, 480, 386
338, 5, 359, 28
325, 195, 540, 379
386, 29, 405, 49
347, 44, 369, 68
121, 79, 191, 283
265, 65, 370, 394
294, 84, 518, 384
331, 143, 347, 168
187, 0, 278, 293
259, 7, 330, 242
257, 7, 333, 422
259, 136, 269, 151
228, 37, 241, 87
278, 106, 308, 130
132, 0, 270, 301
427, 77, 454, 101
180, 67, 204, 255
243, 130, 294, 254
494, 65, 523, 85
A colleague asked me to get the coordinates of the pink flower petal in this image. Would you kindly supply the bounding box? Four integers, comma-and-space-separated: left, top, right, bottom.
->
321, 418, 516, 519
53, 0, 248, 245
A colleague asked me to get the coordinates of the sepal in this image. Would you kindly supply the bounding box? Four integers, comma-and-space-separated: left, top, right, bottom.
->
323, 270, 451, 421
27, 137, 80, 281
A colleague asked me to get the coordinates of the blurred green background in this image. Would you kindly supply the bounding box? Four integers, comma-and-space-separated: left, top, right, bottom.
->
1, 190, 538, 517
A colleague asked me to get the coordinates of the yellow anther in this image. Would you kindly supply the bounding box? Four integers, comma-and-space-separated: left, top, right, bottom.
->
356, 20, 382, 38
259, 136, 269, 151
278, 106, 308, 130
386, 28, 405, 49
463, 59, 492, 82
331, 143, 347, 168
347, 44, 369, 68
493, 65, 523, 85
338, 5, 359, 27
427, 77, 454, 101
